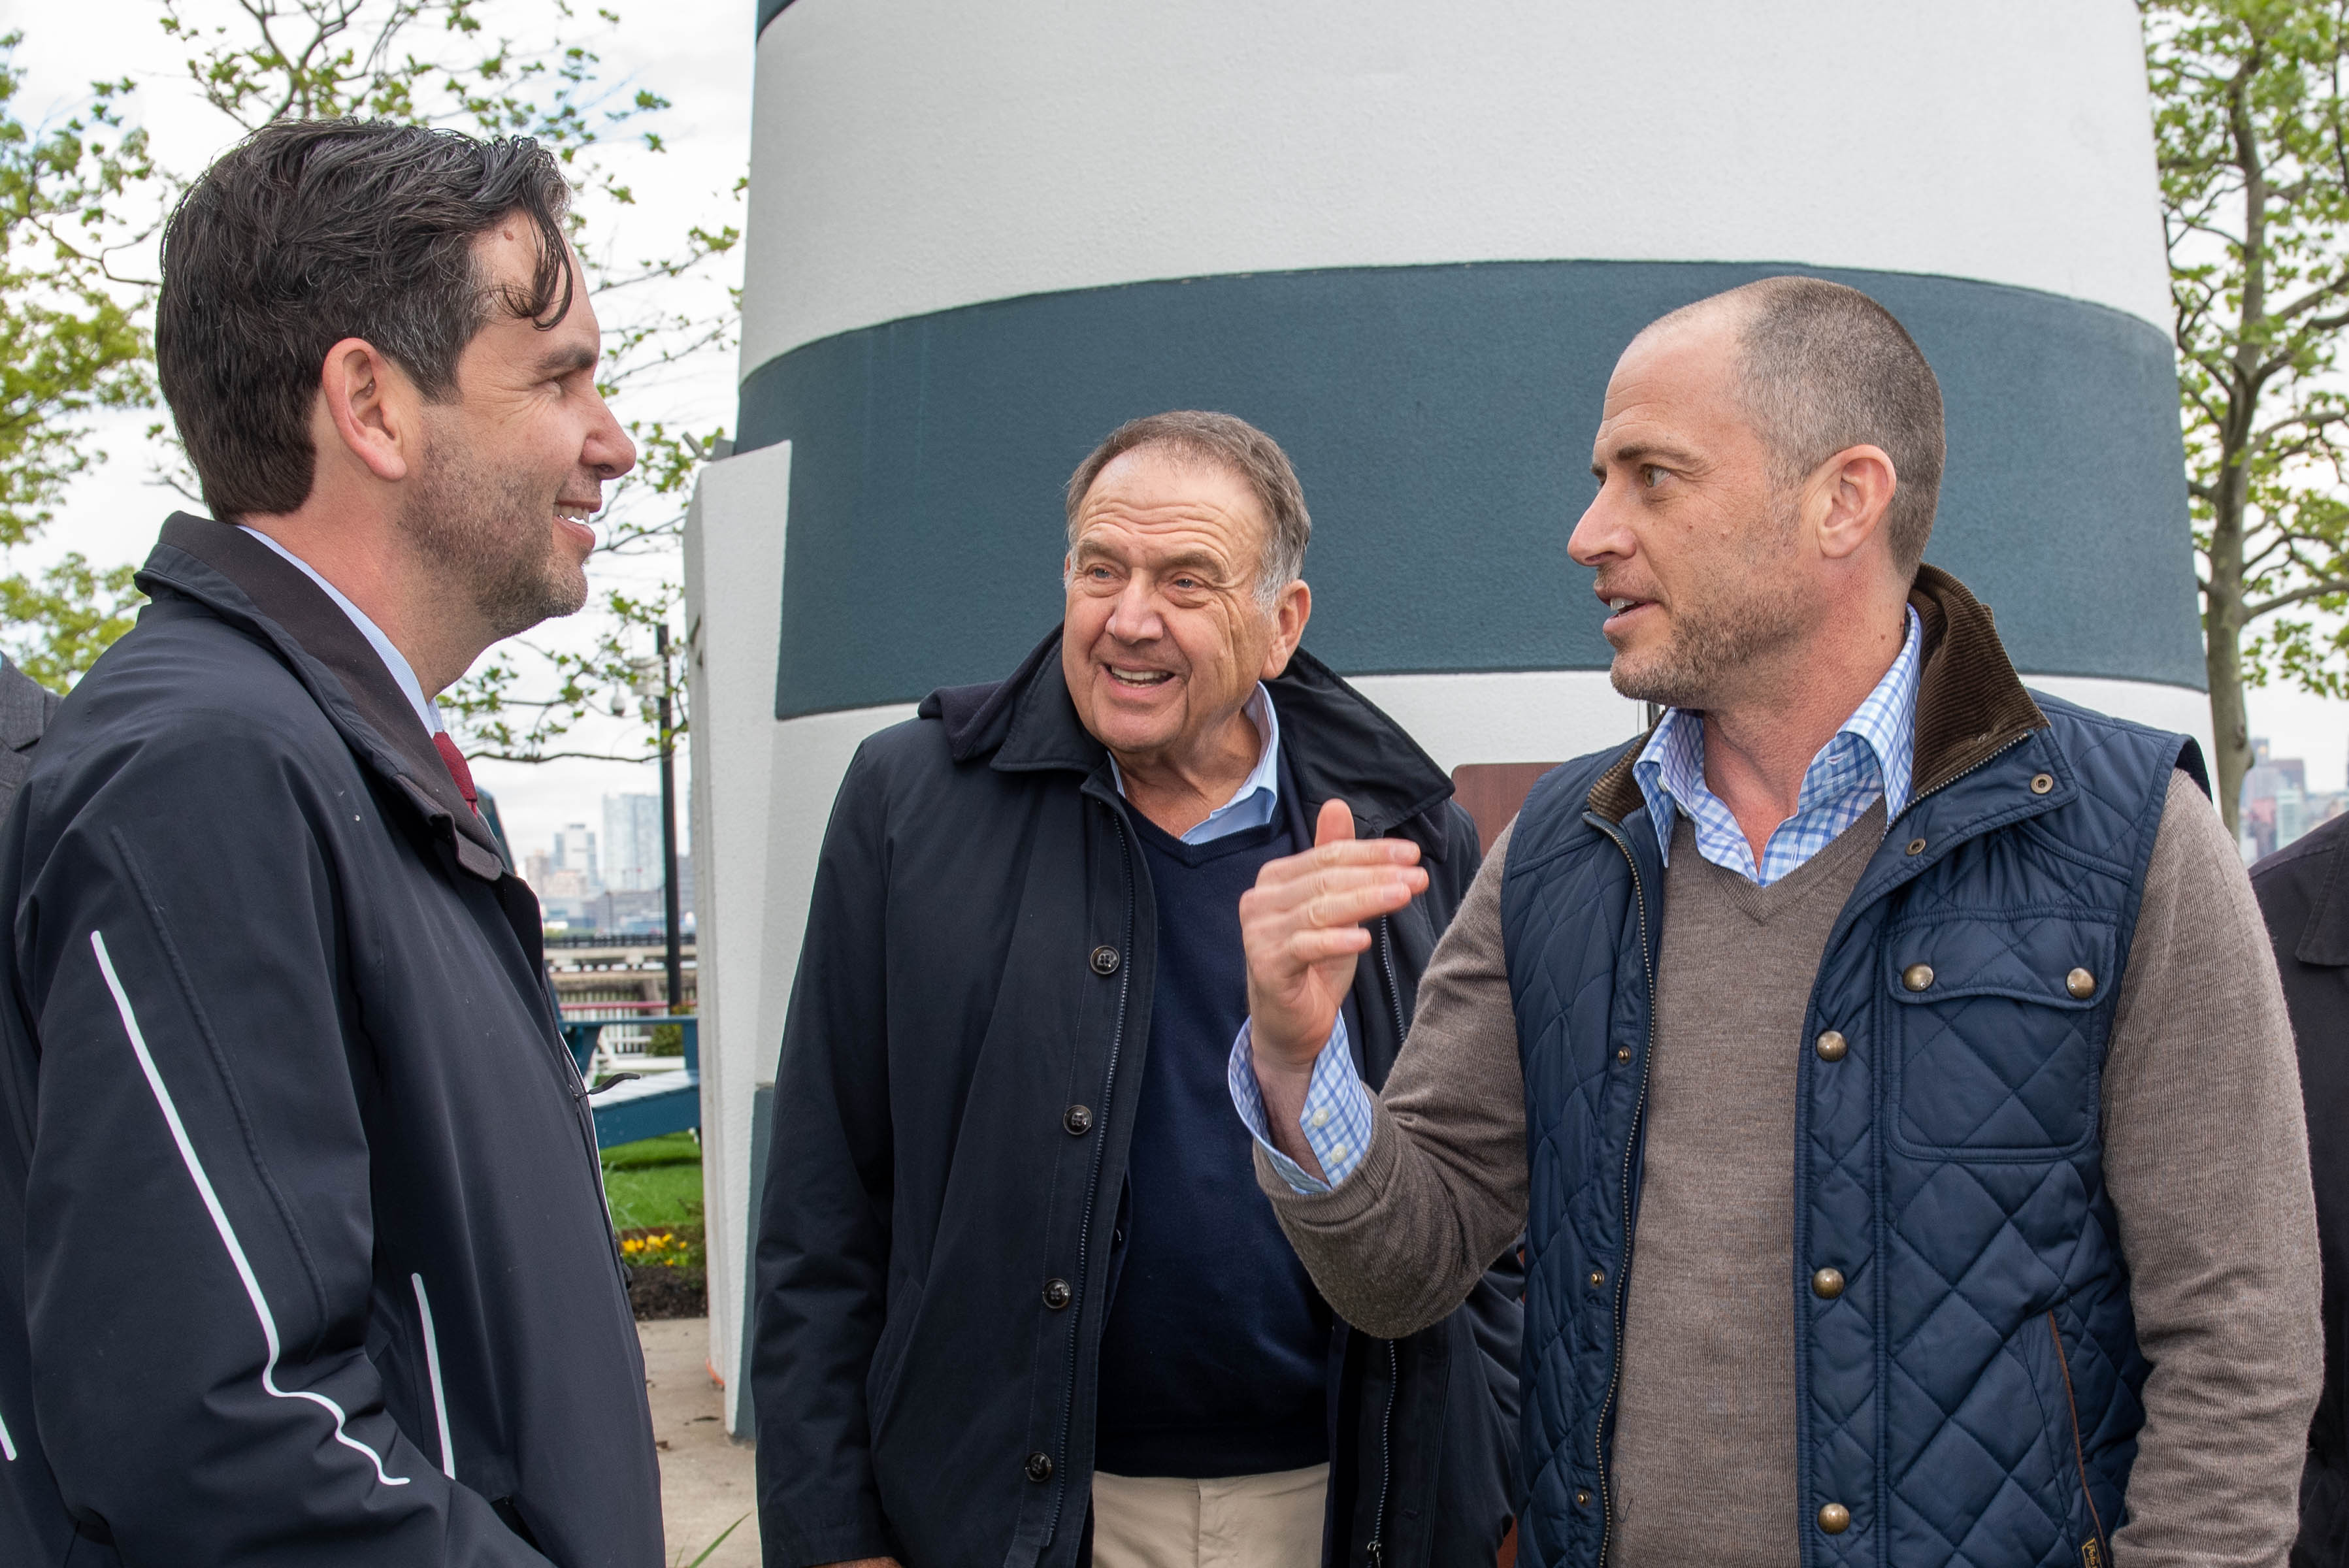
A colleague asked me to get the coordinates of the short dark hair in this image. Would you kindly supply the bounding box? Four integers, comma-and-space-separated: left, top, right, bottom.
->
1649, 276, 1946, 572
156, 119, 574, 520
1064, 411, 1311, 599
1731, 277, 1945, 571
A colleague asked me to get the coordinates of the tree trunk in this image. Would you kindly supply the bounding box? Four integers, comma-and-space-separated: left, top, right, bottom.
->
2207, 59, 2266, 843
2204, 428, 2253, 840
2205, 593, 2251, 842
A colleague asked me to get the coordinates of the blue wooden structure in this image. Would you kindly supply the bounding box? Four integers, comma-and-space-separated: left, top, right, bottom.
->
563, 1015, 700, 1149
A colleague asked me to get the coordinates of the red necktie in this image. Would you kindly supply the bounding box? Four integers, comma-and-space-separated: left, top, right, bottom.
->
433, 732, 479, 808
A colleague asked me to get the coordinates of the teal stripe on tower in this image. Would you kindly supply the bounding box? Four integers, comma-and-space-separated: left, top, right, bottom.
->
737, 260, 2197, 720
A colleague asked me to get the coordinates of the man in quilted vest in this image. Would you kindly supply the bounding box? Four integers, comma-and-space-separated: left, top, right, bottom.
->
1228, 277, 2323, 1567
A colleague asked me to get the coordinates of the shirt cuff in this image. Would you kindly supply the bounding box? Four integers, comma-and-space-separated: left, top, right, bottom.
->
1226, 1017, 1377, 1194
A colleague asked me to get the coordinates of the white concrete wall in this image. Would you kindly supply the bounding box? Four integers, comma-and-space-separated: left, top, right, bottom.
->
684, 443, 791, 1424
743, 0, 2169, 372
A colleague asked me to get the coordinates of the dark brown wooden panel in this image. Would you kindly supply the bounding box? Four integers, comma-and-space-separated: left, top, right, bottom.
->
1450, 762, 1565, 855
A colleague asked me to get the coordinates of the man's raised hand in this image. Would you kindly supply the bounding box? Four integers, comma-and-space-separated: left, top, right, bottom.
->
1240, 798, 1426, 1163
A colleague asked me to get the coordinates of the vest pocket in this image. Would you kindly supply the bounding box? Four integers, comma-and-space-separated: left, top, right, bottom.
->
1886, 912, 2116, 1158
2037, 1310, 2113, 1568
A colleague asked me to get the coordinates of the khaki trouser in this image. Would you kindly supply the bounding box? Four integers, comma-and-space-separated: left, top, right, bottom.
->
1091, 1463, 1329, 1568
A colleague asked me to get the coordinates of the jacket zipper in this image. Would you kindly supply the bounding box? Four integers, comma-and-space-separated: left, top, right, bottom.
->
1366, 918, 1407, 1565
2046, 1310, 2111, 1565
1897, 733, 2031, 825
555, 1020, 629, 1288
1042, 808, 1138, 1545
1366, 1338, 1397, 1565
1586, 815, 1659, 1564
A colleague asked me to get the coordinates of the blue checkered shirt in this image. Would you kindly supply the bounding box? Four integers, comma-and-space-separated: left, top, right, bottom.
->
1227, 1016, 1374, 1194
1230, 606, 1923, 1192
1634, 604, 1920, 885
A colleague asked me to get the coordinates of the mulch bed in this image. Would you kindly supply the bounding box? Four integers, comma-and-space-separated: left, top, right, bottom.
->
616, 1223, 708, 1320
626, 1263, 708, 1320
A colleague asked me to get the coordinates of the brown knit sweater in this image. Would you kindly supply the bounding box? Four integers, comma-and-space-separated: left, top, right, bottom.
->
1256, 774, 2322, 1567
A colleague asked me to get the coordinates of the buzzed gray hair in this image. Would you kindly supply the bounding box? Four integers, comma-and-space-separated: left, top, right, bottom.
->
1064, 410, 1311, 601
1656, 276, 1947, 572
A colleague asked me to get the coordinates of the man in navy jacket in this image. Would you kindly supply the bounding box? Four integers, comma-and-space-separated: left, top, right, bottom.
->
0, 121, 660, 1562
752, 412, 1520, 1568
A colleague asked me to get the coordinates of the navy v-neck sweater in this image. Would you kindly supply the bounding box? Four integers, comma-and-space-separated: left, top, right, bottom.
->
1092, 789, 1333, 1478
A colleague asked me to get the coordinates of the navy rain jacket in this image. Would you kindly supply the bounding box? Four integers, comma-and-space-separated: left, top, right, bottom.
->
751, 630, 1522, 1568
0, 515, 663, 1565
2251, 816, 2349, 1567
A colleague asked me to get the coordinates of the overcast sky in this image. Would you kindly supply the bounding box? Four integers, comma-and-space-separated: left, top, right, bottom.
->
7, 0, 2348, 844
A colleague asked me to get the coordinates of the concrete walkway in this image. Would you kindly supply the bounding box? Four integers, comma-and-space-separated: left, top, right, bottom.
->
640, 1318, 761, 1567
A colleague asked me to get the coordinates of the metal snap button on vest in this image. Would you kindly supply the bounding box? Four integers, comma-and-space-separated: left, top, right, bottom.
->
1588, 1269, 1605, 1288
1089, 945, 1119, 975
1575, 1489, 1591, 1507
1064, 1103, 1093, 1136
1025, 1452, 1054, 1482
2030, 772, 2056, 795
1617, 1046, 1632, 1064
1042, 1278, 1072, 1311
2066, 967, 2096, 999
1812, 1267, 1846, 1299
1818, 1502, 1850, 1535
1905, 838, 1926, 857
1815, 1030, 1848, 1062
1902, 963, 1935, 992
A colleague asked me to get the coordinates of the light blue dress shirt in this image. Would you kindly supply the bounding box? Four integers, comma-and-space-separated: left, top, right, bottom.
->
1230, 604, 1926, 1194
1633, 605, 1920, 885
235, 526, 444, 736
1111, 682, 1280, 844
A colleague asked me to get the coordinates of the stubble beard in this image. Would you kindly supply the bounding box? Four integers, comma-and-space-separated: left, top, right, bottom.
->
397, 431, 591, 642
1607, 500, 1810, 711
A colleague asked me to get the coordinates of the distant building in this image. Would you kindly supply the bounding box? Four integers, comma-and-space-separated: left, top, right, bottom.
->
2241, 736, 2348, 861
602, 792, 663, 892
553, 821, 600, 892
529, 846, 693, 936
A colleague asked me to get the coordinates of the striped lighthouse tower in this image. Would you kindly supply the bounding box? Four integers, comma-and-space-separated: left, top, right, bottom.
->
685, 0, 2203, 1426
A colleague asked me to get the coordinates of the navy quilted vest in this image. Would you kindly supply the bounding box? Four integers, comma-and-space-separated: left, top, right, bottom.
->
1499, 691, 2197, 1568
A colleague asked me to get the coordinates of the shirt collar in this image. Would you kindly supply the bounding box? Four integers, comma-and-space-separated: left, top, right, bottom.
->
1111, 682, 1281, 844
235, 526, 442, 736
1632, 603, 1921, 866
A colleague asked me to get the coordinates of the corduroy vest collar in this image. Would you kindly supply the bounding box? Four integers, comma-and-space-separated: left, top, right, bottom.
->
1583, 564, 2046, 823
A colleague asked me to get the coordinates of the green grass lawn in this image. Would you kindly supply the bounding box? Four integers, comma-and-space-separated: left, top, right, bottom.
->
601, 1132, 705, 1234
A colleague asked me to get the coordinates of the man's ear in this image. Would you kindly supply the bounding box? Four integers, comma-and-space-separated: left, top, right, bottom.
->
316, 337, 419, 485
1811, 444, 1897, 563
1260, 578, 1313, 678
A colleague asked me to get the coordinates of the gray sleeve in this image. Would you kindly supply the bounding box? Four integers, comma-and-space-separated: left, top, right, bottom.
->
1255, 819, 1530, 1338
2105, 772, 2322, 1568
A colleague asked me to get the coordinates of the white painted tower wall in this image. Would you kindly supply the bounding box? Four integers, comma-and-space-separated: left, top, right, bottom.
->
689, 0, 2202, 1426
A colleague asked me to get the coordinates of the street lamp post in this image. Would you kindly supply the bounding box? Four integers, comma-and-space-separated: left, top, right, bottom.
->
655, 623, 683, 1012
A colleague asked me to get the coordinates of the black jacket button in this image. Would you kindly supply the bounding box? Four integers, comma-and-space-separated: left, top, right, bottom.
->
1063, 1103, 1093, 1136
1025, 1451, 1054, 1482
1042, 1278, 1072, 1310
1089, 945, 1120, 975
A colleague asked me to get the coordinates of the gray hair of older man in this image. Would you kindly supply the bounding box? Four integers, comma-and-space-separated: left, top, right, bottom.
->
1063, 410, 1311, 603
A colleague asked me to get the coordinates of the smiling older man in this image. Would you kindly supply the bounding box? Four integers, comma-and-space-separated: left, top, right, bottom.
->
750, 412, 1520, 1568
